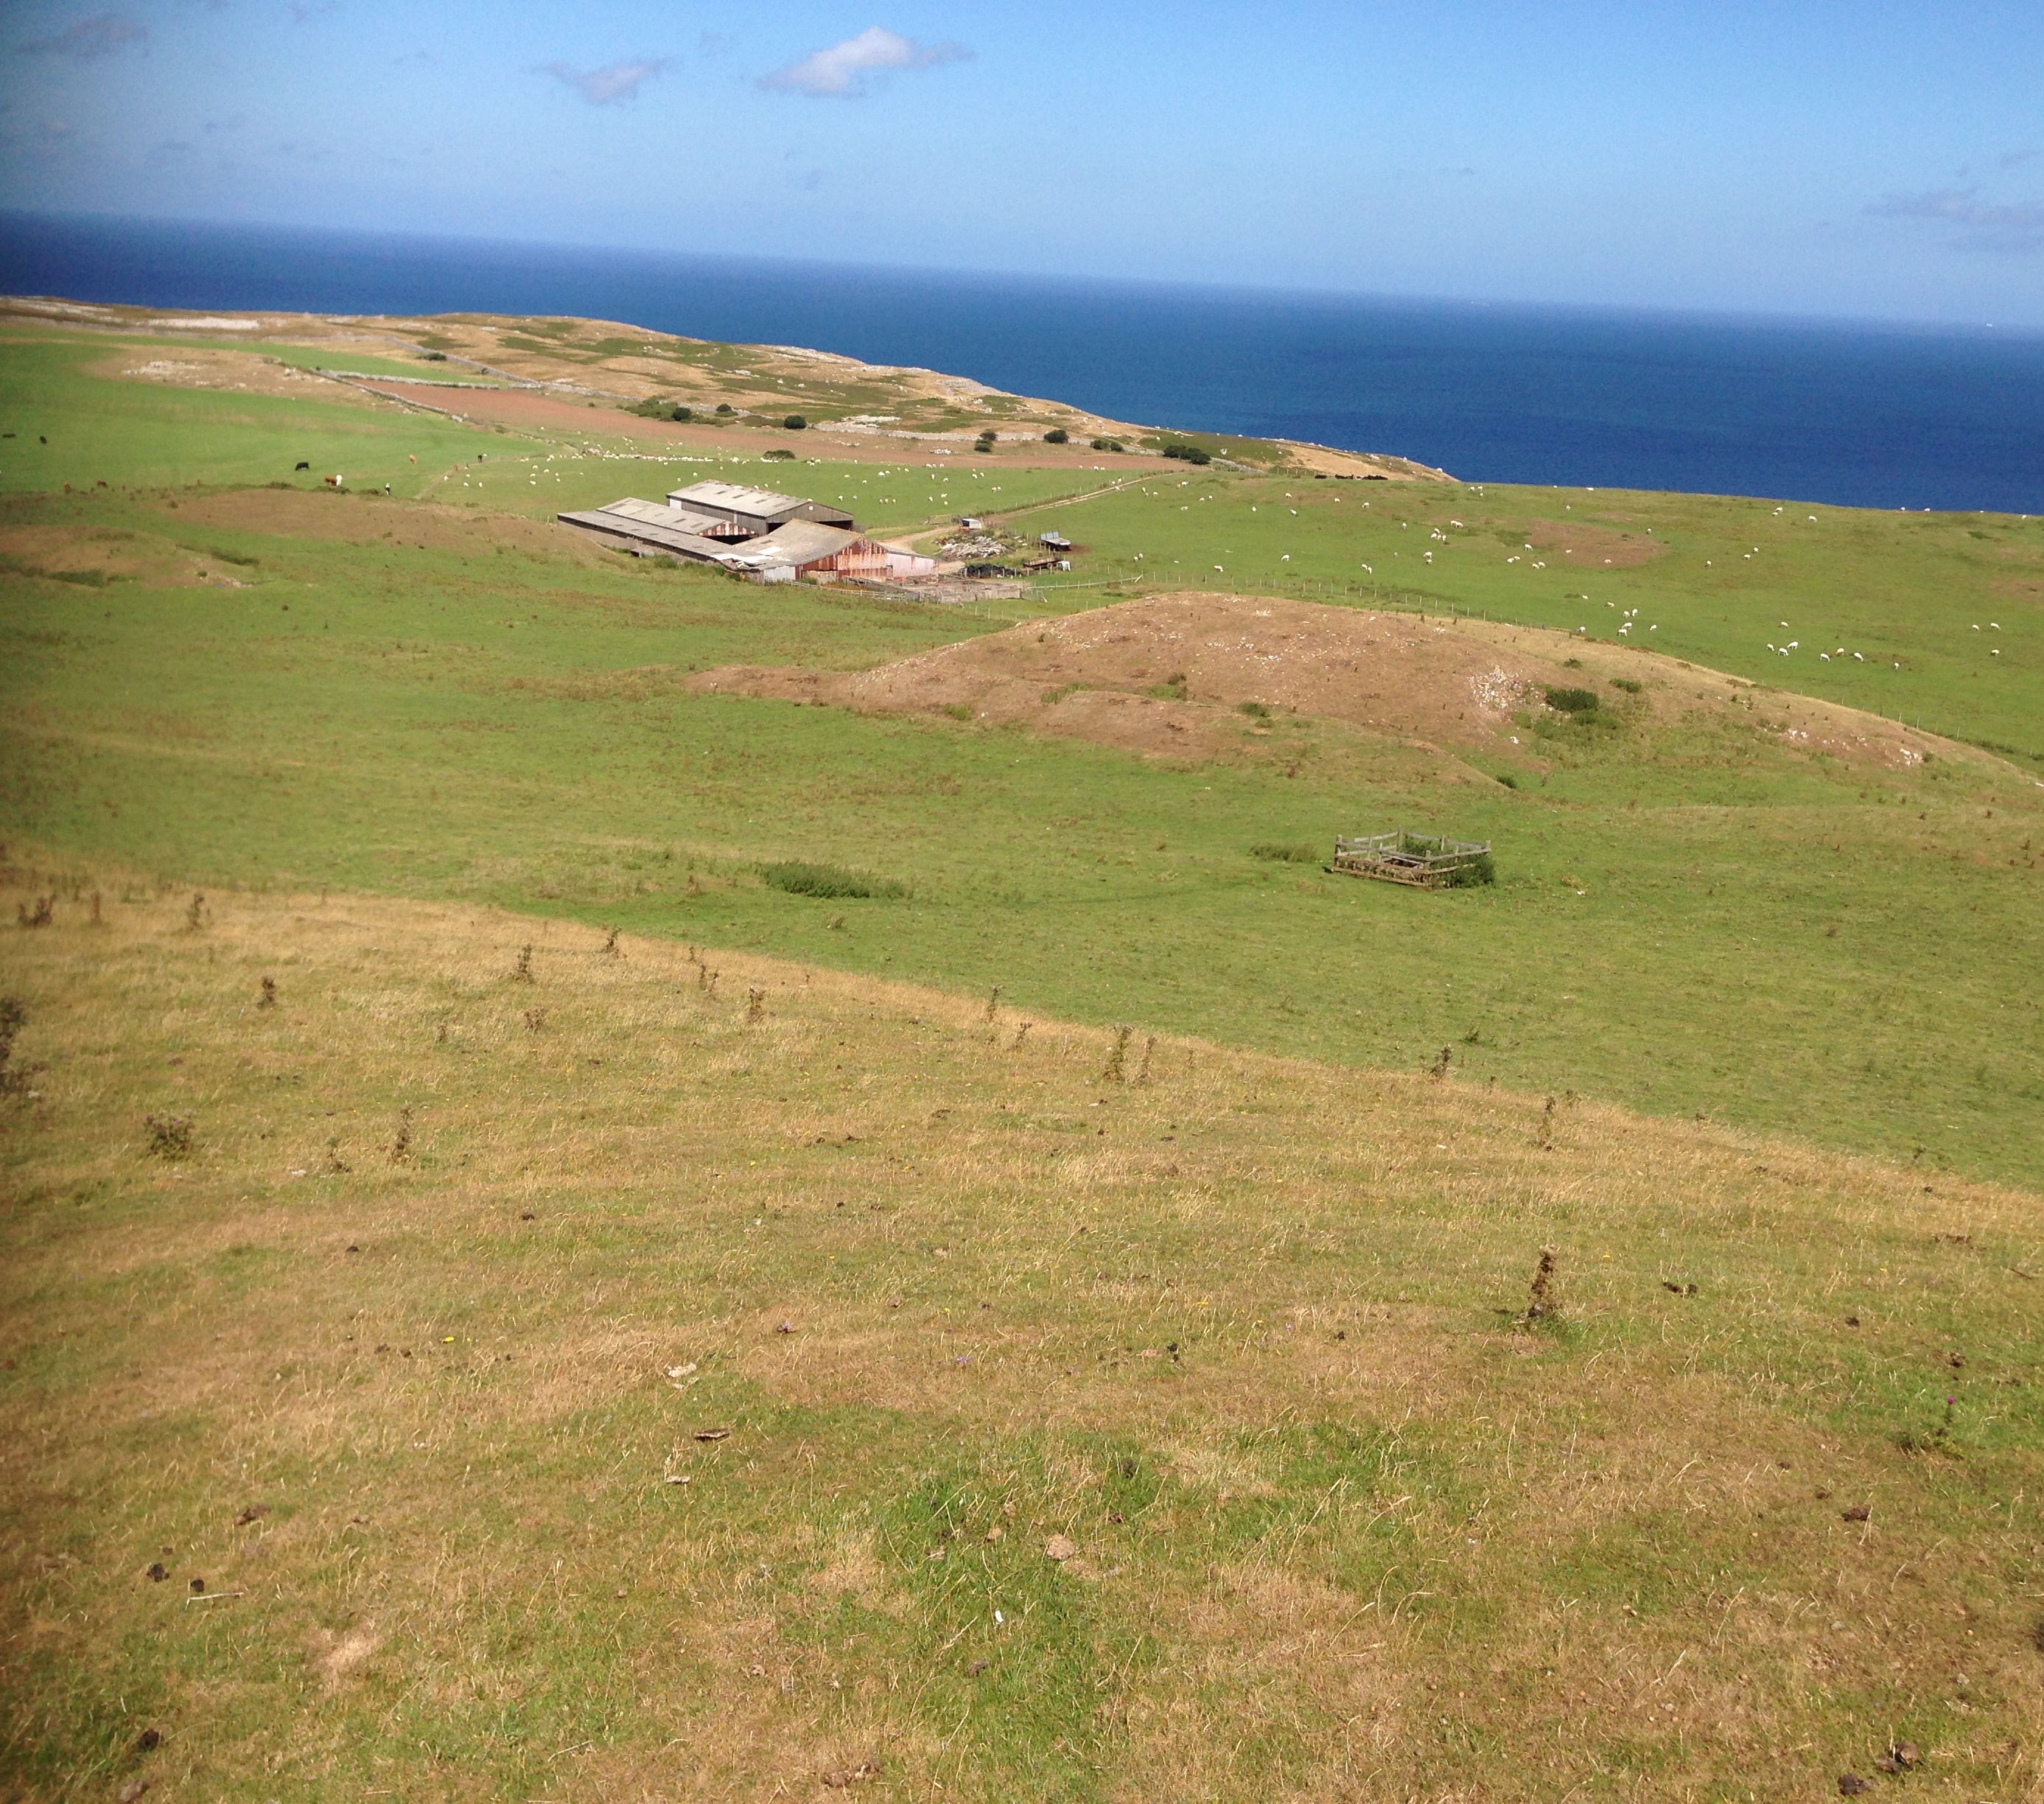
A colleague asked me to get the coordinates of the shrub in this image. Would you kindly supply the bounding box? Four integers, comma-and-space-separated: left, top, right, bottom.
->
144, 1113, 193, 1160
0, 996, 24, 1088
1091, 437, 1124, 452
760, 861, 906, 901
761, 448, 797, 461
1250, 842, 1320, 864
1443, 850, 1497, 887
1610, 676, 1642, 693
715, 403, 735, 415
421, 351, 448, 362
1237, 700, 1270, 719
1043, 428, 1069, 444
973, 441, 993, 453
671, 405, 693, 422
1496, 772, 1518, 789
1161, 441, 1212, 465
782, 415, 807, 430
1544, 686, 1601, 715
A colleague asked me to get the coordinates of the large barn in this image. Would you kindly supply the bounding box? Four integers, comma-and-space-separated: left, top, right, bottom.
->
558, 492, 934, 584
662, 481, 855, 534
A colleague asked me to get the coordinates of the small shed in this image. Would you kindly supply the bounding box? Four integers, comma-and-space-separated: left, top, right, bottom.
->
1039, 531, 1072, 551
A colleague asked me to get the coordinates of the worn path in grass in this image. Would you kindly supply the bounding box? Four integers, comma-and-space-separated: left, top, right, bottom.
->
1, 878, 2040, 1802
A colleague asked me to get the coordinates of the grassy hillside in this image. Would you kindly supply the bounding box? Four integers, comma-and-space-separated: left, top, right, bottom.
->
3, 318, 2043, 1191
994, 472, 2044, 766
2, 877, 2040, 1802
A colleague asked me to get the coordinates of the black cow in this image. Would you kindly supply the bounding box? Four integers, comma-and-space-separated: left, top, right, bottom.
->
295, 461, 310, 471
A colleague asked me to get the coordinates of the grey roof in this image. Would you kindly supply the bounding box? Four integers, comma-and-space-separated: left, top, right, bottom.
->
594, 496, 729, 536
668, 480, 812, 517
556, 503, 729, 562
667, 480, 856, 529
721, 521, 865, 569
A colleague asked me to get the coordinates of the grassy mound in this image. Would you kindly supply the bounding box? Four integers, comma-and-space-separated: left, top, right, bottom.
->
1, 878, 2039, 1800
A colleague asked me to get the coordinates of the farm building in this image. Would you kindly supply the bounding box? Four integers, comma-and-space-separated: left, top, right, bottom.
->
662, 481, 855, 535
556, 497, 733, 559
558, 497, 935, 585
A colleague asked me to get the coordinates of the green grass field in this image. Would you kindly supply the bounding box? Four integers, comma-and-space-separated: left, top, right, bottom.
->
4, 308, 2044, 1803
2, 884, 2039, 1803
1005, 472, 2044, 764
2, 324, 2041, 1189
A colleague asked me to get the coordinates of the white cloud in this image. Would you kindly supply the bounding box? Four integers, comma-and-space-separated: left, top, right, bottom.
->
16, 13, 147, 60
758, 26, 970, 99
1867, 186, 2044, 254
542, 58, 671, 105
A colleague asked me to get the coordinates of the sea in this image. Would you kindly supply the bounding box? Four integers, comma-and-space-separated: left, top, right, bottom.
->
5, 211, 2042, 514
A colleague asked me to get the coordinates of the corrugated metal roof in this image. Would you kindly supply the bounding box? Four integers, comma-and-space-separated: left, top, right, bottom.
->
721, 522, 865, 569
556, 508, 729, 562
595, 497, 729, 536
668, 480, 811, 517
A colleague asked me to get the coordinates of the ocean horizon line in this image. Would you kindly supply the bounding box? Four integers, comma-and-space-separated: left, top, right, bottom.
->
5, 210, 2042, 512
6, 208, 2039, 348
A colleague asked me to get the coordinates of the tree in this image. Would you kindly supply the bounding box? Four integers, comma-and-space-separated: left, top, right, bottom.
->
1043, 427, 1069, 444
783, 415, 808, 430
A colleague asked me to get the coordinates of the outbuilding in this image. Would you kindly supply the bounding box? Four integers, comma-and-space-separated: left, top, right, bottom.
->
663, 480, 855, 536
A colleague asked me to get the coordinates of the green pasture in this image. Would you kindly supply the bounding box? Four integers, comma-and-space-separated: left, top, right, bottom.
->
0, 332, 486, 495
1008, 472, 2044, 762
434, 443, 1119, 536
3, 327, 2042, 1189
260, 342, 508, 382
0, 331, 1111, 529
3, 476, 2040, 1187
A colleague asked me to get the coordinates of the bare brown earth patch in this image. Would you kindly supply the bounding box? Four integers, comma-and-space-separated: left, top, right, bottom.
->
693, 590, 1961, 773
1273, 439, 1451, 483
1524, 519, 1666, 569
1992, 575, 2044, 604
0, 522, 224, 587
164, 487, 605, 562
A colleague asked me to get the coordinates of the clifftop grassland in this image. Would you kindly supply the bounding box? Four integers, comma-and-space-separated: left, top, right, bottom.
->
1, 301, 2041, 1801
2, 881, 2040, 1803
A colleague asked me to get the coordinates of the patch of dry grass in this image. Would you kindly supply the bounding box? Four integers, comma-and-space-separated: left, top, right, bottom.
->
1, 867, 2040, 1802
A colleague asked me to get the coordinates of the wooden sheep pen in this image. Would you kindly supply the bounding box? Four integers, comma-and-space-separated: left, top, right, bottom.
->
1331, 831, 1494, 889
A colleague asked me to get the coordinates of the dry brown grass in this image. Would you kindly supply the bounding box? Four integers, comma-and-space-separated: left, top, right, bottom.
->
691, 591, 1965, 774
164, 486, 607, 562
1, 870, 2040, 1802
83, 347, 383, 408
0, 523, 229, 590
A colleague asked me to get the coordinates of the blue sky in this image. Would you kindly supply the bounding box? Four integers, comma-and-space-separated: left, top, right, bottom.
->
2, 0, 2040, 326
